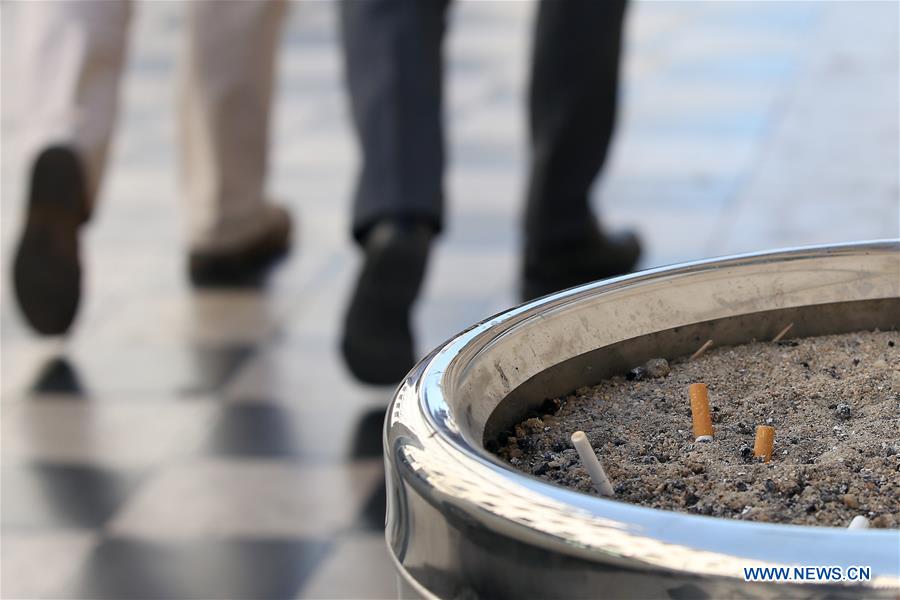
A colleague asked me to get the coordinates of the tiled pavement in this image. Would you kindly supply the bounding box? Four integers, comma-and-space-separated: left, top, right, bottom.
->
1, 2, 897, 599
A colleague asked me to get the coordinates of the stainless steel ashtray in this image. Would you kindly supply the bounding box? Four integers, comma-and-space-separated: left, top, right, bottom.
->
385, 240, 900, 599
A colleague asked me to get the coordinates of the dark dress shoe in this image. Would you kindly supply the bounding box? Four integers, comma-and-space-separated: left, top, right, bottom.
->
13, 146, 88, 335
341, 221, 433, 385
521, 227, 641, 301
188, 206, 292, 287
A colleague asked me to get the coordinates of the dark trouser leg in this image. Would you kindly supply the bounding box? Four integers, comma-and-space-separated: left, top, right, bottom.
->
521, 0, 639, 301
339, 0, 450, 385
340, 0, 450, 244
525, 0, 628, 251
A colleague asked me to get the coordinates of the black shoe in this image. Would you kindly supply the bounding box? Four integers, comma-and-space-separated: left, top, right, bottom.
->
521, 227, 641, 301
13, 146, 88, 335
188, 206, 292, 288
341, 221, 433, 385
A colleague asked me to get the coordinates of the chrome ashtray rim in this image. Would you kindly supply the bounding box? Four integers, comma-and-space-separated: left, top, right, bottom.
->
386, 240, 900, 596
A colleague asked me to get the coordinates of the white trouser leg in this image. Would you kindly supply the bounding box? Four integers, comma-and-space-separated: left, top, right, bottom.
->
15, 0, 132, 208
179, 0, 286, 252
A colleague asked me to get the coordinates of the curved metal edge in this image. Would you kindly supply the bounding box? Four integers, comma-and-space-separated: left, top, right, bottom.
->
385, 531, 440, 600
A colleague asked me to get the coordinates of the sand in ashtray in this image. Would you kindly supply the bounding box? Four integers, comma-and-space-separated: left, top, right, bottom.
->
494, 330, 899, 528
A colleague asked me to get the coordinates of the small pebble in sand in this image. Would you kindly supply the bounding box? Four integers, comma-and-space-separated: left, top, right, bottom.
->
872, 514, 896, 528
835, 403, 852, 420
644, 358, 670, 378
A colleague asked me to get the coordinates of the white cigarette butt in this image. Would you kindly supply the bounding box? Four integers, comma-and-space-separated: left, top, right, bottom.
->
848, 515, 869, 530
571, 431, 615, 497
772, 323, 794, 343
695, 435, 713, 443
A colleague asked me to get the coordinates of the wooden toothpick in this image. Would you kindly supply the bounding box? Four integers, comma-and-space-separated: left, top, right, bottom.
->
772, 323, 794, 343
689, 339, 714, 362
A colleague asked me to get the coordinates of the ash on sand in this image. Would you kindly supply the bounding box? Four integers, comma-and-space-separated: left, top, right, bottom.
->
494, 331, 900, 528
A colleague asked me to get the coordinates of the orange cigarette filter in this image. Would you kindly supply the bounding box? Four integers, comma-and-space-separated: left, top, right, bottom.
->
754, 425, 775, 463
689, 383, 714, 440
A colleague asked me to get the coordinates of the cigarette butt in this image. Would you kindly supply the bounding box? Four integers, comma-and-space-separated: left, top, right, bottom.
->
689, 339, 713, 362
689, 383, 714, 441
571, 431, 615, 497
772, 323, 794, 342
754, 425, 775, 463
848, 515, 869, 530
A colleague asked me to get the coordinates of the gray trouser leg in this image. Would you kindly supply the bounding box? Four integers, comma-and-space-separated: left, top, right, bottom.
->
340, 0, 450, 243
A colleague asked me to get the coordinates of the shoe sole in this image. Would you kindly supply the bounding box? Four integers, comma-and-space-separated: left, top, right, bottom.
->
521, 238, 641, 301
13, 147, 85, 335
189, 242, 290, 288
189, 210, 292, 288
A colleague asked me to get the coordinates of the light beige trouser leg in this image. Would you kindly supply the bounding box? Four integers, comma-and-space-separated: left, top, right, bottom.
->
17, 0, 285, 251
16, 0, 133, 208
179, 0, 287, 252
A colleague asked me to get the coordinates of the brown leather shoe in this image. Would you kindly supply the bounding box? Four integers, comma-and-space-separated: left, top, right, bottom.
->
13, 146, 88, 335
188, 205, 292, 288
